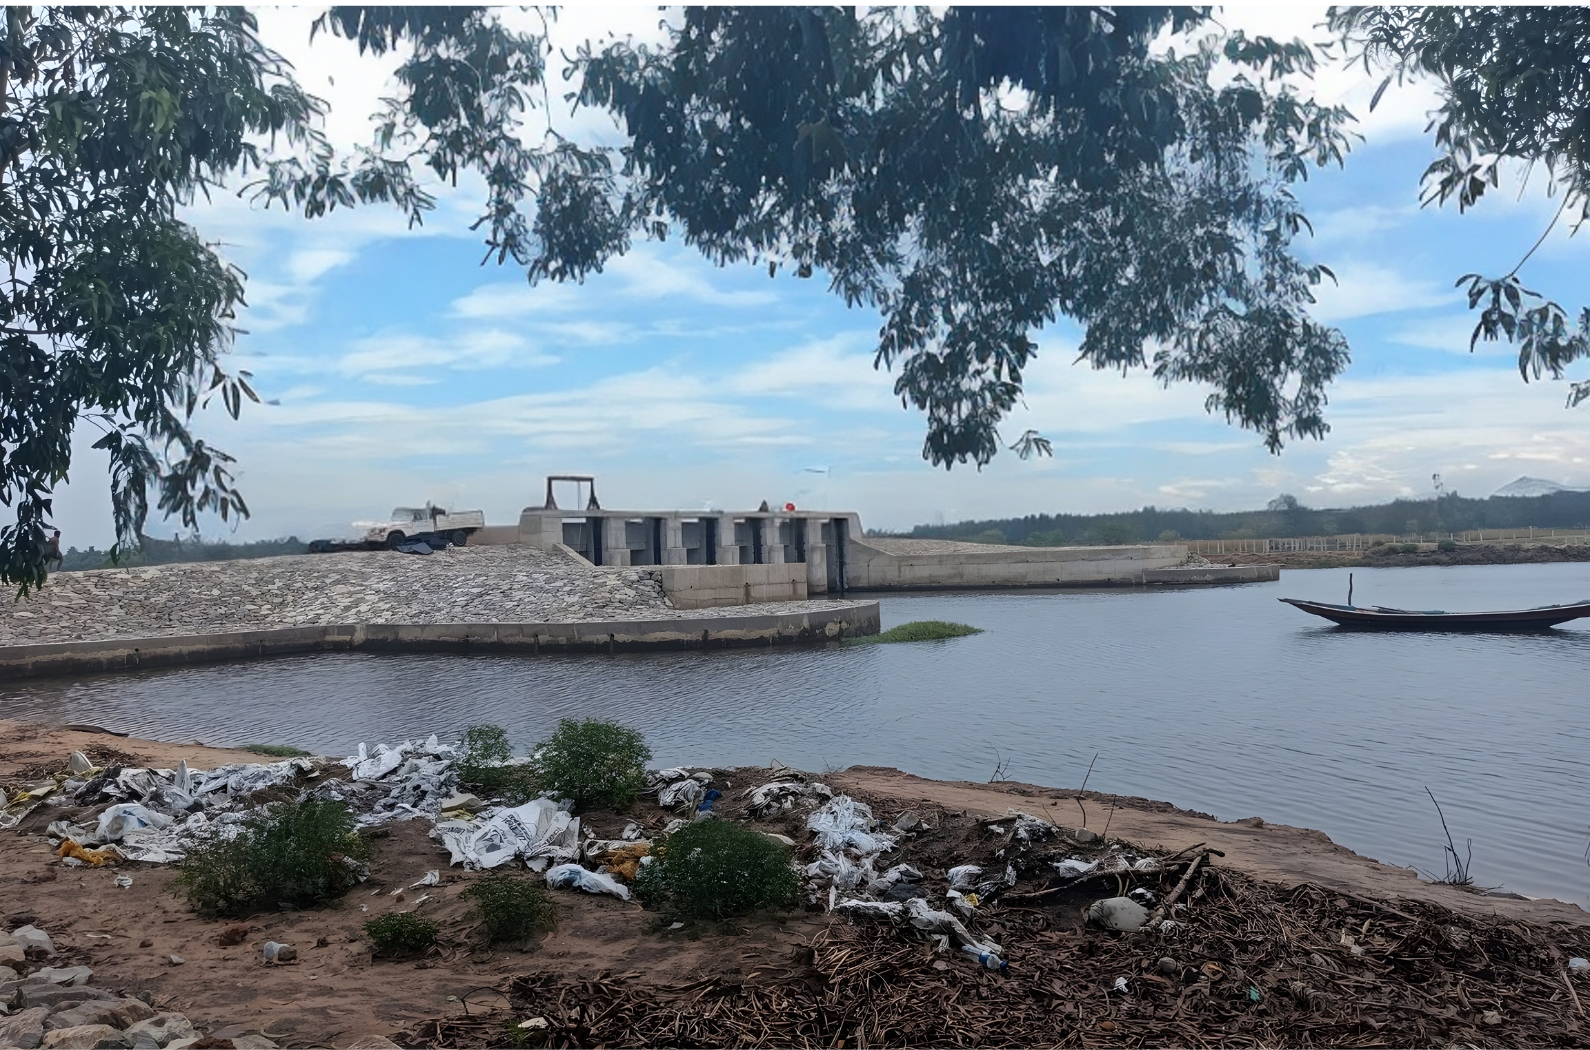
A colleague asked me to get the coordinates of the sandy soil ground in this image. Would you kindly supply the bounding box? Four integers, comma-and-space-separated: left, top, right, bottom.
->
3, 720, 1586, 1048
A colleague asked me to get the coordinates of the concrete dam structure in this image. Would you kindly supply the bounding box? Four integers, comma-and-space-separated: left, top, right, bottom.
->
503, 478, 1277, 602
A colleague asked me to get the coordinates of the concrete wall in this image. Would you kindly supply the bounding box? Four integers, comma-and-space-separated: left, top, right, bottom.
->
844, 538, 1189, 589
661, 564, 807, 609
0, 602, 881, 680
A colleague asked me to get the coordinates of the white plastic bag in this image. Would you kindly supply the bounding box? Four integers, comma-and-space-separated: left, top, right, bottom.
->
544, 863, 630, 900
807, 796, 895, 856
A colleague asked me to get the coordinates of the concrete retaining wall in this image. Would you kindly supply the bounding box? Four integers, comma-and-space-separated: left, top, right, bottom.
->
661, 564, 807, 608
0, 603, 881, 681
845, 539, 1190, 589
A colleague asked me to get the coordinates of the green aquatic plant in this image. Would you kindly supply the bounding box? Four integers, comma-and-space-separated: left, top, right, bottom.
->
244, 743, 310, 758
846, 620, 983, 645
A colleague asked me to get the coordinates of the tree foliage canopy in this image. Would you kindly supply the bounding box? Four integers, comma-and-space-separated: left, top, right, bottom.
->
12, 6, 1589, 590
1335, 6, 1590, 408
560, 8, 1354, 468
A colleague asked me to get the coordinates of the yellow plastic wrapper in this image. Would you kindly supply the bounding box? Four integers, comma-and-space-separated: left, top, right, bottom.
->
595, 842, 653, 882
55, 838, 120, 867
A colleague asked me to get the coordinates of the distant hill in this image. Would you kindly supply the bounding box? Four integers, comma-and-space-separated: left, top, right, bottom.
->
1492, 476, 1582, 498
893, 489, 1590, 546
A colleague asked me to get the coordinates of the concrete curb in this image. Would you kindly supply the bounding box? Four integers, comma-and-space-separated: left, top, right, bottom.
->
0, 602, 882, 681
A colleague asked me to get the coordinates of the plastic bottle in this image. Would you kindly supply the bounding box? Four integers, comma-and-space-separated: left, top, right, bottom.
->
961, 944, 1007, 971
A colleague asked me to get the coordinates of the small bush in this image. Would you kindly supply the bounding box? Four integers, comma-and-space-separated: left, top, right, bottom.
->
1400, 543, 1421, 554
1437, 538, 1458, 552
1370, 539, 1385, 548
177, 797, 368, 917
847, 620, 983, 645
457, 724, 536, 800
464, 872, 556, 945
244, 743, 310, 758
635, 820, 799, 921
364, 911, 438, 957
528, 718, 651, 809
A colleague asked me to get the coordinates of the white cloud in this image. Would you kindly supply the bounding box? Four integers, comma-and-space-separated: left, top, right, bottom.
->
1311, 261, 1456, 322
336, 329, 559, 379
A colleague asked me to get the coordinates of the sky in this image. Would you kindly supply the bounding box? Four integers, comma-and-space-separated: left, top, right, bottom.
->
44, 6, 1590, 547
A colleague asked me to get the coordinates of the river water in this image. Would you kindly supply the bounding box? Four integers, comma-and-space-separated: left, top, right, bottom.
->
5, 562, 1590, 905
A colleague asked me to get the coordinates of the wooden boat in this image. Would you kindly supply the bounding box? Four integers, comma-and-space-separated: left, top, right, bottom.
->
1280, 597, 1590, 630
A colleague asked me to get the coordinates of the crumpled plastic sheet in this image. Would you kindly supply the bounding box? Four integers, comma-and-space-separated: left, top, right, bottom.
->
947, 864, 982, 891
833, 896, 1002, 958
436, 797, 581, 871
657, 779, 704, 809
545, 863, 631, 900
806, 849, 875, 892
1052, 857, 1099, 879
808, 796, 895, 856
743, 780, 833, 818
1008, 812, 1058, 843
342, 737, 461, 824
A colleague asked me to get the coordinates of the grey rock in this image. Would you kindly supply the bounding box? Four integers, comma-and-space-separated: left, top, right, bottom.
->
0, 1007, 51, 1049
40, 1025, 130, 1049
167, 956, 183, 967
229, 1036, 278, 1049
0, 944, 25, 966
30, 966, 93, 987
1073, 827, 1102, 844
124, 1014, 195, 1050
1086, 896, 1151, 933
1157, 956, 1180, 976
48, 999, 155, 1031
11, 927, 56, 957
13, 985, 115, 1010
260, 942, 295, 964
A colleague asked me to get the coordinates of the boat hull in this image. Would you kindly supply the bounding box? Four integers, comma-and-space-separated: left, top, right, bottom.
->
1280, 597, 1590, 631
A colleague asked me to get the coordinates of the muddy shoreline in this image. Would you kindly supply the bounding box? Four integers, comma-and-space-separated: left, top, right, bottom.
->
4, 721, 1587, 1048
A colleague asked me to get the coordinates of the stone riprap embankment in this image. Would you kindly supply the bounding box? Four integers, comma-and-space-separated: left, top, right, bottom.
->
0, 545, 857, 647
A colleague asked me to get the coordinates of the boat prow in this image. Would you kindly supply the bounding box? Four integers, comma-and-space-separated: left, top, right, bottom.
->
1280, 597, 1590, 631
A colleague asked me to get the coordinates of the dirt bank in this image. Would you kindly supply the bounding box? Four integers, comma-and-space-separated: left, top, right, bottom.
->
5, 722, 1588, 1048
1217, 542, 1590, 570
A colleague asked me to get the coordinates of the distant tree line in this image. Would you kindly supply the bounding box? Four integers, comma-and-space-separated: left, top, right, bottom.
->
59, 534, 308, 572
897, 491, 1590, 546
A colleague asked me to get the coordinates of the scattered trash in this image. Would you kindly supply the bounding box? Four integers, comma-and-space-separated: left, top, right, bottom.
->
591, 842, 653, 882
1074, 827, 1103, 844
1113, 976, 1130, 993
808, 796, 895, 856
410, 870, 440, 888
668, 922, 684, 931
962, 944, 1007, 970
262, 941, 297, 964
1051, 857, 1097, 879
1201, 962, 1225, 981
694, 789, 723, 818
436, 798, 581, 871
658, 778, 705, 809
518, 1017, 549, 1031
620, 822, 644, 841
113, 874, 133, 890
743, 780, 833, 818
1087, 896, 1151, 933
67, 751, 94, 775
1008, 812, 1058, 843
892, 811, 921, 834
947, 865, 982, 891
169, 954, 185, 966
55, 839, 119, 867
545, 863, 631, 900
761, 832, 797, 848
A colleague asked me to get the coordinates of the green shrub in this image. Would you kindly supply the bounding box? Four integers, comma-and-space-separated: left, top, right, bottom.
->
528, 718, 651, 809
1437, 538, 1458, 552
635, 820, 799, 922
455, 723, 536, 801
1401, 543, 1421, 554
177, 797, 368, 917
847, 620, 982, 645
464, 872, 556, 945
363, 911, 438, 957
244, 743, 310, 758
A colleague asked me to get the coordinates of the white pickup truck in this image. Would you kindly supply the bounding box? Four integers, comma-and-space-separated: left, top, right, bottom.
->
360, 505, 486, 548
